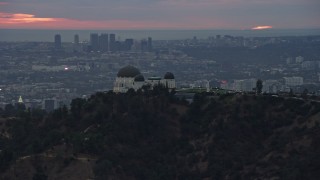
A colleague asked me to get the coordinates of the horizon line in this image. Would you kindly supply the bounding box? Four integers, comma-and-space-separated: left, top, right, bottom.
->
1, 28, 320, 31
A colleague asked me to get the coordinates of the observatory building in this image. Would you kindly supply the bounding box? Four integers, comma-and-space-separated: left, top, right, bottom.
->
113, 65, 176, 93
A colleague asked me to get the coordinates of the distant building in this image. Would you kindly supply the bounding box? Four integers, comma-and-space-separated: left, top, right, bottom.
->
147, 37, 153, 51
18, 95, 24, 103
233, 79, 256, 92
42, 98, 58, 112
220, 80, 230, 90
109, 34, 116, 51
286, 57, 293, 65
74, 34, 79, 45
295, 56, 304, 64
263, 80, 282, 93
113, 65, 176, 93
99, 33, 109, 52
141, 39, 148, 52
283, 77, 303, 86
54, 34, 62, 49
24, 99, 42, 110
301, 61, 320, 70
90, 33, 99, 51
124, 39, 134, 51
32, 65, 79, 72
73, 34, 80, 52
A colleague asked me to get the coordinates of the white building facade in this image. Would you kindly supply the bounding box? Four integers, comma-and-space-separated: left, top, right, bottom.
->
283, 77, 304, 87
233, 79, 257, 92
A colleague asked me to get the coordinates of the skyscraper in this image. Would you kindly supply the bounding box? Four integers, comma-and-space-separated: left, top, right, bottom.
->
147, 37, 153, 52
74, 34, 80, 52
109, 33, 116, 51
54, 34, 61, 49
141, 39, 148, 52
74, 34, 79, 45
124, 39, 134, 51
90, 33, 99, 51
99, 33, 109, 52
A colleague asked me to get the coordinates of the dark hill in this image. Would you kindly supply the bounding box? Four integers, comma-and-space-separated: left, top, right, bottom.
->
1, 90, 320, 180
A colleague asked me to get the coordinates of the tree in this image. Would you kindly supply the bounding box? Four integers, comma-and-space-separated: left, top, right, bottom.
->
289, 88, 294, 97
32, 166, 48, 180
70, 98, 86, 118
302, 88, 308, 99
4, 104, 15, 117
256, 79, 263, 94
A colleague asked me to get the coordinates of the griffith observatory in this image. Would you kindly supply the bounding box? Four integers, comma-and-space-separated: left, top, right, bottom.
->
113, 65, 176, 93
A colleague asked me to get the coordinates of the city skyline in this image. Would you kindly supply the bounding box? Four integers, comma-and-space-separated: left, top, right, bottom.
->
0, 0, 319, 30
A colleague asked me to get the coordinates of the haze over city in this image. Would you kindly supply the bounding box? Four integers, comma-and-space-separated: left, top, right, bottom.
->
0, 0, 319, 30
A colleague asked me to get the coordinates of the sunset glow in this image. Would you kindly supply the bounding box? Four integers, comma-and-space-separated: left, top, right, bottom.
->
252, 26, 273, 30
0, 0, 318, 30
0, 12, 229, 29
0, 13, 56, 24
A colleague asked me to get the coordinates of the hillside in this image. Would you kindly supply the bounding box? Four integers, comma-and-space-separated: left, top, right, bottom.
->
1, 89, 320, 180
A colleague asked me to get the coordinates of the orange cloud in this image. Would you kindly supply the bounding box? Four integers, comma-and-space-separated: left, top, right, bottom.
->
252, 26, 273, 30
0, 13, 56, 24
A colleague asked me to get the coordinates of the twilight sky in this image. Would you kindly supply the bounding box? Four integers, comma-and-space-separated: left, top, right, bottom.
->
0, 0, 319, 30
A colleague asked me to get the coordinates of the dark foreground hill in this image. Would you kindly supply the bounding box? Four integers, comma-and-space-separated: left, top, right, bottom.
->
1, 90, 320, 180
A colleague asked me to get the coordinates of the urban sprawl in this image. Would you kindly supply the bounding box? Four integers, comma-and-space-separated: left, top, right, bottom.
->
1, 33, 320, 111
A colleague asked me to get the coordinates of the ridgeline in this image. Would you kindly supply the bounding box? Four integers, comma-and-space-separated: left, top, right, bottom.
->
1, 88, 320, 180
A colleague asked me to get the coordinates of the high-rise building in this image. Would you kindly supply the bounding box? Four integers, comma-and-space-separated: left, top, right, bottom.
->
124, 39, 134, 51
109, 34, 116, 51
73, 34, 80, 52
54, 34, 62, 49
74, 34, 79, 45
99, 33, 109, 52
147, 37, 153, 52
90, 33, 99, 51
141, 39, 148, 52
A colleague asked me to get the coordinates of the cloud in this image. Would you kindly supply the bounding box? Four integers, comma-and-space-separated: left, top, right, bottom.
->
0, 0, 319, 29
252, 26, 273, 30
0, 12, 230, 29
0, 2, 9, 5
0, 13, 56, 24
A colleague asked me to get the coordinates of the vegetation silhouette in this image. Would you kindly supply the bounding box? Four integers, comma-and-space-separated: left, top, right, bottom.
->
0, 87, 320, 179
